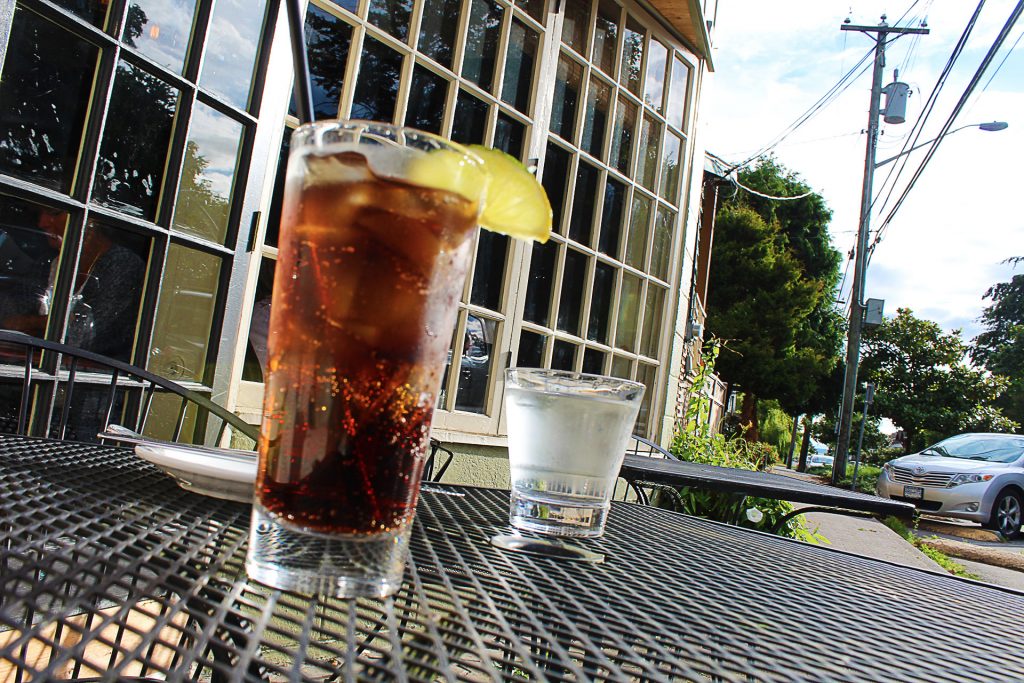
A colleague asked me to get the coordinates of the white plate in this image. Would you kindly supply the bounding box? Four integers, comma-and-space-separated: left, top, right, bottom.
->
135, 442, 258, 503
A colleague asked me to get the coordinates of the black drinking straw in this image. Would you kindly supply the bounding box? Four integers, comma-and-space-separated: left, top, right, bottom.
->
285, 0, 315, 125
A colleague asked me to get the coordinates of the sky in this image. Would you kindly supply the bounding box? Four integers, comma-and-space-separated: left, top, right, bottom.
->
702, 1, 1024, 342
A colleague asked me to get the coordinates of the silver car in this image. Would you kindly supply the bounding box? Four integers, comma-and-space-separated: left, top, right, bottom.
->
877, 433, 1024, 538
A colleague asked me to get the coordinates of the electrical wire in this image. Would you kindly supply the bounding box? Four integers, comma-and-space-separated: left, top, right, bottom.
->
729, 178, 816, 201
981, 25, 1024, 91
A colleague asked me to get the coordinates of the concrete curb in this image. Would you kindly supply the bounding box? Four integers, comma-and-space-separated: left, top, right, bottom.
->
916, 537, 1024, 572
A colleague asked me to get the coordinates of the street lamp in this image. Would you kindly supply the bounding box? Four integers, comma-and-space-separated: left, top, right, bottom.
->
875, 121, 1009, 167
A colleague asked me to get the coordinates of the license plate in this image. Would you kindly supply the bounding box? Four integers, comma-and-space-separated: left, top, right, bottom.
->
903, 485, 924, 500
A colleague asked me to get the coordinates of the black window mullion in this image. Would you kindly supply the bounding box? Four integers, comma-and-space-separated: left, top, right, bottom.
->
184, 0, 215, 84
155, 90, 196, 229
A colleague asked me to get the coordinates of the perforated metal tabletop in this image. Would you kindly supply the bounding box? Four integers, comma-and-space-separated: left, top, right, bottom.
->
2, 434, 1022, 682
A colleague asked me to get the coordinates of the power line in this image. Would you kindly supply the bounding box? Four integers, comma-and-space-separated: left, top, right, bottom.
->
730, 178, 816, 201
981, 25, 1024, 91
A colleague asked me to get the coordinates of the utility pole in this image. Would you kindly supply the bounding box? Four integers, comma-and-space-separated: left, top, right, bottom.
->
833, 17, 928, 486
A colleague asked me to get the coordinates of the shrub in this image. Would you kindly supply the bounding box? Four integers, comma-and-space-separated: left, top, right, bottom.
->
803, 464, 881, 494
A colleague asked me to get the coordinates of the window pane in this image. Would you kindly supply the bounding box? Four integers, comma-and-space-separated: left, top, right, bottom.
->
523, 239, 556, 325
637, 115, 661, 191
456, 315, 497, 413
581, 77, 611, 159
199, 0, 268, 110
264, 127, 291, 249
568, 161, 599, 245
549, 53, 582, 141
124, 0, 198, 74
516, 0, 544, 23
517, 330, 544, 367
405, 66, 448, 135
54, 0, 110, 26
470, 230, 508, 309
619, 17, 644, 96
149, 244, 222, 382
611, 354, 631, 378
68, 222, 150, 363
494, 112, 525, 158
300, 4, 353, 120
626, 194, 651, 269
419, 0, 461, 68
651, 206, 673, 281
587, 261, 614, 343
582, 348, 605, 374
501, 19, 538, 113
561, 0, 589, 53
660, 132, 682, 202
541, 142, 571, 235
172, 102, 243, 244
0, 9, 98, 193
352, 37, 403, 122
451, 91, 488, 145
463, 0, 503, 92
610, 96, 636, 174
368, 0, 412, 42
641, 284, 666, 357
667, 54, 690, 130
644, 38, 668, 113
593, 0, 619, 77
598, 177, 625, 257
635, 362, 657, 434
93, 62, 178, 221
551, 339, 576, 371
615, 271, 640, 350
0, 197, 67, 337
556, 248, 587, 335
242, 256, 275, 382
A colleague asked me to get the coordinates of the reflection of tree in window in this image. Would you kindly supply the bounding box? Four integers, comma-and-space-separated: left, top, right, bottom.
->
463, 0, 503, 92
620, 19, 645, 95
173, 141, 232, 243
419, 0, 461, 68
405, 67, 447, 135
368, 0, 412, 42
300, 5, 353, 120
352, 37, 403, 122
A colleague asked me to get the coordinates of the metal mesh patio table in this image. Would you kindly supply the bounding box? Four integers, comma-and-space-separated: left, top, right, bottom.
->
2, 434, 1022, 682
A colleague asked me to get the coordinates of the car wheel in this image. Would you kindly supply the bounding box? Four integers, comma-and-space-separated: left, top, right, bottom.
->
986, 489, 1023, 540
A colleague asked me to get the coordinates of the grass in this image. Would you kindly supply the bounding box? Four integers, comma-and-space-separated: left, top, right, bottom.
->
881, 516, 980, 580
804, 464, 881, 495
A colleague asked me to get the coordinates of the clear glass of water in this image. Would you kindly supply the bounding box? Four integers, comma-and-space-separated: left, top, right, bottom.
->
503, 368, 645, 538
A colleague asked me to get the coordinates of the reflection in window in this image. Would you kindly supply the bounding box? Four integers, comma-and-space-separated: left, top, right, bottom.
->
626, 194, 651, 269
352, 37, 403, 122
123, 0, 197, 74
451, 91, 489, 145
550, 54, 582, 141
516, 0, 545, 23
568, 162, 599, 245
561, 0, 589, 54
582, 348, 605, 374
517, 330, 544, 367
523, 240, 557, 326
300, 4, 353, 120
644, 39, 668, 113
660, 132, 683, 202
265, 128, 291, 249
456, 315, 497, 413
641, 284, 666, 357
551, 340, 576, 370
610, 96, 637, 174
368, 0, 412, 42
94, 62, 178, 220
620, 17, 644, 96
0, 196, 68, 338
149, 244, 222, 382
615, 272, 640, 351
463, 0, 503, 93
242, 256, 275, 382
587, 262, 615, 344
651, 206, 674, 281
0, 9, 98, 193
405, 66, 448, 135
593, 0, 619, 77
637, 115, 661, 191
667, 54, 690, 130
495, 112, 525, 158
501, 20, 538, 113
541, 143, 572, 235
635, 362, 657, 434
598, 177, 626, 257
581, 77, 611, 159
611, 354, 631, 379
419, 0, 461, 68
557, 248, 587, 335
172, 103, 243, 244
470, 231, 508, 310
199, 0, 268, 110
54, 0, 110, 26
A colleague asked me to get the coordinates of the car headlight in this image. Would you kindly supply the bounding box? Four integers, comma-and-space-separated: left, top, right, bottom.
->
948, 473, 994, 487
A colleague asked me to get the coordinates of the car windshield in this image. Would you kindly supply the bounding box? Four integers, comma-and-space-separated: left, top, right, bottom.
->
920, 434, 1024, 463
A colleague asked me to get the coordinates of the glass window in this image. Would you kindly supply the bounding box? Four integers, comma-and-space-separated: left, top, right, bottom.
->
463, 0, 503, 93
149, 244, 222, 382
615, 271, 640, 351
54, 0, 110, 26
455, 315, 497, 413
568, 161, 599, 245
301, 4, 353, 120
494, 112, 525, 158
561, 0, 590, 54
650, 206, 673, 281
352, 37, 404, 122
635, 361, 657, 433
199, 0, 268, 110
517, 330, 544, 367
242, 256, 275, 382
172, 102, 243, 244
123, 0, 198, 74
611, 354, 631, 378
593, 0, 619, 77
470, 231, 508, 310
636, 115, 661, 191
556, 248, 587, 335
419, 0, 462, 68
405, 66, 448, 135
550, 53, 582, 141
598, 177, 626, 257
582, 348, 605, 374
501, 19, 538, 113
523, 240, 557, 326
516, 0, 545, 23
264, 128, 291, 249
541, 142, 571, 235
587, 261, 614, 344
643, 38, 668, 113
619, 17, 644, 96
551, 339, 576, 370
93, 62, 178, 221
641, 284, 666, 357
368, 0, 412, 42
581, 76, 612, 159
666, 54, 690, 130
0, 196, 68, 338
610, 96, 636, 174
660, 132, 683, 202
625, 193, 651, 269
451, 90, 489, 145
0, 9, 99, 193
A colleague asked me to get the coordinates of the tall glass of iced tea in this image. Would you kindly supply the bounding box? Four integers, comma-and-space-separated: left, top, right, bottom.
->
246, 121, 485, 598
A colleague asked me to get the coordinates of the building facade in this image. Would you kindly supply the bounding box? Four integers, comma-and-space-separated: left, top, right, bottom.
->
0, 0, 716, 465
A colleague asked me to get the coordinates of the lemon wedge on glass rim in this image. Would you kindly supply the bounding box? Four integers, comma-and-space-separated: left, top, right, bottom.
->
407, 144, 552, 243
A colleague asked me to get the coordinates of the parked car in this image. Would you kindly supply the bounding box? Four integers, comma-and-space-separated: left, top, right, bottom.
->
877, 433, 1024, 538
807, 453, 834, 470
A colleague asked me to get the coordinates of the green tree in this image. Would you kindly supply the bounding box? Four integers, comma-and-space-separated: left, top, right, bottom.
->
861, 308, 1017, 452
706, 158, 843, 440
971, 264, 1024, 431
